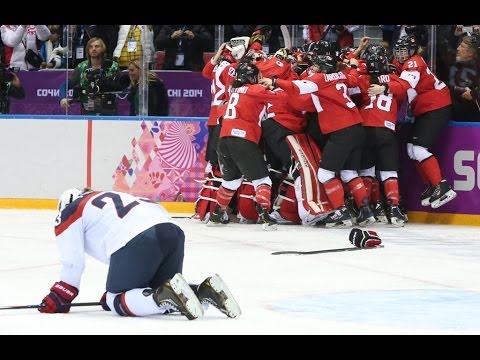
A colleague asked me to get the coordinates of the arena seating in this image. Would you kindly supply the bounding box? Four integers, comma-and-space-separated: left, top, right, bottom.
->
155, 51, 215, 70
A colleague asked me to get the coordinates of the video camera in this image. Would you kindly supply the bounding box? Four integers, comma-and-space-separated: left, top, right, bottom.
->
0, 64, 20, 83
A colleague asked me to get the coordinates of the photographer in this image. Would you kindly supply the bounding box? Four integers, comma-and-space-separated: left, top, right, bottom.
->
59, 37, 122, 115
0, 65, 25, 114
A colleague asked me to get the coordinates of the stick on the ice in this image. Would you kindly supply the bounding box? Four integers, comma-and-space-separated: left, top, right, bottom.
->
0, 301, 102, 310
271, 245, 384, 255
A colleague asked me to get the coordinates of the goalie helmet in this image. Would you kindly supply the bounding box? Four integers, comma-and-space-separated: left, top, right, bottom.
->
274, 48, 294, 62
394, 35, 419, 63
58, 188, 84, 212
224, 36, 250, 62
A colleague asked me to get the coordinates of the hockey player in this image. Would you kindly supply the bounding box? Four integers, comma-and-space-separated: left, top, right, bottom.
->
196, 38, 248, 222
38, 188, 241, 320
371, 35, 457, 208
208, 61, 288, 229
261, 55, 376, 227
357, 49, 408, 226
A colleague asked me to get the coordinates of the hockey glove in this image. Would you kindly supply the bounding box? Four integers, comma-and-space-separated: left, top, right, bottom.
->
38, 281, 78, 313
349, 228, 382, 248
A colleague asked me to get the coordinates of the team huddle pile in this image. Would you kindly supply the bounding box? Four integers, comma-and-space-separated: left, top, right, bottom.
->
196, 26, 457, 230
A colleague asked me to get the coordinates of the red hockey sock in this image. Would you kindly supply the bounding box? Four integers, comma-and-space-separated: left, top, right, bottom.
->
370, 177, 381, 202
216, 186, 236, 211
384, 178, 400, 206
323, 178, 345, 209
418, 156, 443, 187
361, 176, 374, 202
347, 177, 369, 208
255, 184, 272, 211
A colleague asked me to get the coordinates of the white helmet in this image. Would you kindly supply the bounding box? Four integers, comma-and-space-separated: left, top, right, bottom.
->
58, 188, 84, 212
226, 36, 250, 60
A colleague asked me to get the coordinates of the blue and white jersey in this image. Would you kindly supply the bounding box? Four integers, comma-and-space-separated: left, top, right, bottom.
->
54, 191, 176, 289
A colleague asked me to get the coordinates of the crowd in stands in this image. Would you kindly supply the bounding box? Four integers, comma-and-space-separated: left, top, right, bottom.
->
0, 25, 479, 121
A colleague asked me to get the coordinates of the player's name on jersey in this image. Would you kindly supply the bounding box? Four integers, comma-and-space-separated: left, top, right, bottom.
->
323, 72, 347, 82
230, 86, 249, 94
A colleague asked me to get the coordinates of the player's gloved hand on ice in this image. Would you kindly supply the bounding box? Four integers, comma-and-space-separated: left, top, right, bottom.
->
100, 291, 111, 311
38, 281, 78, 313
349, 228, 382, 248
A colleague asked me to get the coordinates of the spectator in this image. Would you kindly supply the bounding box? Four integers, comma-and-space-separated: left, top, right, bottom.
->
0, 25, 51, 70
448, 35, 480, 121
125, 59, 169, 116
113, 25, 155, 70
0, 65, 25, 113
64, 25, 118, 69
154, 25, 213, 71
39, 25, 66, 69
59, 37, 122, 115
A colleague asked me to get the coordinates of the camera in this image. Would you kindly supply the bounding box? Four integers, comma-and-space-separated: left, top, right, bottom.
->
0, 64, 19, 83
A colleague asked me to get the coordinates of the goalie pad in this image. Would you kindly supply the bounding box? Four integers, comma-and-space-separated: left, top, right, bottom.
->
275, 178, 301, 223
194, 166, 222, 222
237, 182, 259, 223
286, 134, 332, 215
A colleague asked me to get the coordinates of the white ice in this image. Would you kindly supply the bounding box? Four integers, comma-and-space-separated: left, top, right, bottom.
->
1, 209, 480, 335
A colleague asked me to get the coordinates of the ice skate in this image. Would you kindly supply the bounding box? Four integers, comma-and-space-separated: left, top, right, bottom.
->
324, 206, 353, 228
356, 205, 376, 227
371, 201, 388, 224
420, 184, 435, 206
388, 205, 406, 227
256, 203, 278, 230
193, 274, 241, 318
153, 273, 203, 320
429, 180, 457, 209
206, 204, 230, 226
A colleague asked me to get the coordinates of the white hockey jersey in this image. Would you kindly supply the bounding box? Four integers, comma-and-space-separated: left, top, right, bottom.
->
54, 191, 176, 289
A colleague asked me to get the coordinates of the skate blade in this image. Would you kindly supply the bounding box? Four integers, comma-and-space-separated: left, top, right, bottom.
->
170, 273, 204, 320
375, 216, 389, 224
209, 274, 242, 318
357, 216, 376, 227
325, 219, 353, 228
390, 218, 405, 227
430, 190, 457, 209
421, 198, 431, 206
262, 223, 278, 231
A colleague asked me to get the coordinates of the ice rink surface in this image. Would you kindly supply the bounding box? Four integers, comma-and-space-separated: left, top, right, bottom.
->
1, 209, 479, 335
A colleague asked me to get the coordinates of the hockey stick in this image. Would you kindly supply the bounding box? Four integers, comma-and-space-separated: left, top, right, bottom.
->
280, 25, 292, 49
0, 301, 102, 310
271, 245, 384, 255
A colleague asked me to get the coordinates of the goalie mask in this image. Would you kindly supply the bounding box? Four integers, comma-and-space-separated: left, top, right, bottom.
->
274, 48, 294, 63
224, 36, 250, 62
58, 188, 85, 212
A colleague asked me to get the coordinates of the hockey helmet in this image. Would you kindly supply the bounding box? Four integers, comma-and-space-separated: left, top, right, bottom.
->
312, 55, 336, 73
58, 188, 84, 212
394, 35, 419, 63
234, 61, 261, 85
